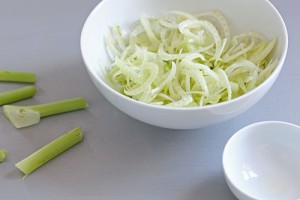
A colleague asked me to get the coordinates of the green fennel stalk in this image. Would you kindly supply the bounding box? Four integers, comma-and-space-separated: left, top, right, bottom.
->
0, 86, 37, 106
0, 70, 36, 83
3, 97, 89, 128
15, 127, 83, 177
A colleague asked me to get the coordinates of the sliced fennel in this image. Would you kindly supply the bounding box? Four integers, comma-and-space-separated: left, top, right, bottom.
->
105, 10, 278, 107
0, 70, 36, 83
3, 97, 89, 128
0, 86, 37, 106
15, 127, 83, 177
0, 149, 8, 162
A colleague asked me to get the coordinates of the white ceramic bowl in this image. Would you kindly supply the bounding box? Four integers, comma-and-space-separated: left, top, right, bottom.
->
81, 0, 288, 129
223, 121, 300, 200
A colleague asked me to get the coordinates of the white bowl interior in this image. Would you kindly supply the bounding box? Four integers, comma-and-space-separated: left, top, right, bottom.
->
81, 0, 287, 86
223, 122, 300, 200
81, 0, 288, 129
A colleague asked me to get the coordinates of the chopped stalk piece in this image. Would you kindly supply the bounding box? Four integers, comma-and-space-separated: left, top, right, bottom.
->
3, 97, 89, 128
0, 149, 8, 162
15, 127, 83, 177
0, 70, 36, 83
0, 86, 37, 106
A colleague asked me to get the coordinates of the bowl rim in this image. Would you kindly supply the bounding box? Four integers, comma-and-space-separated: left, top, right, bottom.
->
222, 121, 299, 199
80, 0, 288, 112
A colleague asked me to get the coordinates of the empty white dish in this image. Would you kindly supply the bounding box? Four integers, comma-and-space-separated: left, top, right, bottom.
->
223, 121, 300, 200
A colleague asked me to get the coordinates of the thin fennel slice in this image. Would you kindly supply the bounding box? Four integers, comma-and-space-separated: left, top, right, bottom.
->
105, 10, 278, 107
3, 97, 89, 128
0, 86, 37, 106
15, 127, 83, 177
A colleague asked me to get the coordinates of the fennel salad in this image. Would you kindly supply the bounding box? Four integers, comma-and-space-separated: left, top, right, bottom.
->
104, 10, 277, 108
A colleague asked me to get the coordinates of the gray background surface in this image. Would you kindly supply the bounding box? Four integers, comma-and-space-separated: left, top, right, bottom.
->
0, 0, 297, 199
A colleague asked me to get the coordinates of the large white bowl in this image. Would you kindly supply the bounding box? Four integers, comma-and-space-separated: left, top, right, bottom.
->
81, 0, 288, 129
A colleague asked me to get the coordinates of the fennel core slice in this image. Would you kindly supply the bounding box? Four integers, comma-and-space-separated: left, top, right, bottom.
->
3, 97, 89, 128
15, 127, 83, 176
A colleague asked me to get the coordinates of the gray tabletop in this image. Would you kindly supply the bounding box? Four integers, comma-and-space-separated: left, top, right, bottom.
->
0, 0, 298, 199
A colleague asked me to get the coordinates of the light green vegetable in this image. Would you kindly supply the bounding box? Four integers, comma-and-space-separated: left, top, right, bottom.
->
105, 10, 278, 107
0, 149, 8, 162
0, 70, 36, 83
3, 97, 89, 128
15, 127, 83, 177
0, 86, 37, 106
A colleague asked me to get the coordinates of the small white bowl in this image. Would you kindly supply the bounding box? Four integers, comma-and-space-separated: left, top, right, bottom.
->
81, 0, 288, 129
223, 121, 300, 200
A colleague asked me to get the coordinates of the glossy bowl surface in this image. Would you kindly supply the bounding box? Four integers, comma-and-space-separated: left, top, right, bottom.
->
223, 121, 300, 200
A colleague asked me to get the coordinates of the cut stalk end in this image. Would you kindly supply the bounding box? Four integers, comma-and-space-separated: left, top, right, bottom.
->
0, 149, 8, 162
3, 105, 41, 128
